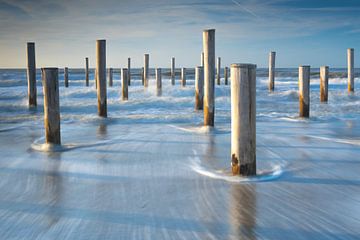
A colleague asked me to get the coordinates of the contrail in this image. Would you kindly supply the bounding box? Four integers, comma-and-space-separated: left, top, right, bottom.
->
231, 0, 259, 18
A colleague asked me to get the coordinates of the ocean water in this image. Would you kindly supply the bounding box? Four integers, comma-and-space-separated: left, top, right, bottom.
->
0, 68, 360, 239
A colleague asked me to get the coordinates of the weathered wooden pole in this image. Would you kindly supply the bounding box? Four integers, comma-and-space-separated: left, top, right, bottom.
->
96, 39, 107, 117
217, 57, 221, 85
122, 68, 128, 100
27, 42, 37, 106
42, 68, 61, 145
64, 67, 69, 87
144, 54, 149, 87
224, 66, 229, 85
195, 66, 204, 110
128, 58, 131, 86
203, 29, 215, 126
269, 51, 276, 91
156, 68, 162, 89
181, 67, 186, 86
231, 64, 256, 176
299, 65, 310, 118
171, 57, 175, 85
108, 68, 113, 87
85, 57, 89, 86
201, 52, 204, 67
348, 48, 354, 92
320, 66, 329, 102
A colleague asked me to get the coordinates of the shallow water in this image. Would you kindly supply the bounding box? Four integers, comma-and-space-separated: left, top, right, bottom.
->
0, 68, 360, 239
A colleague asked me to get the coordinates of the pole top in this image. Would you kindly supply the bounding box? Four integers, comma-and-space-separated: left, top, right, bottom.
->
96, 39, 106, 42
348, 48, 354, 51
231, 63, 256, 69
203, 29, 215, 32
299, 65, 310, 68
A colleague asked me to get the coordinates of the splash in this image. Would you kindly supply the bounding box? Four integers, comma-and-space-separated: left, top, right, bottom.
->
189, 153, 283, 183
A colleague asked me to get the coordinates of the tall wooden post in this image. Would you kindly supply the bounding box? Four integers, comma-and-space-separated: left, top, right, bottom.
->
128, 58, 131, 86
96, 39, 107, 117
224, 66, 229, 85
231, 64, 256, 176
108, 68, 113, 87
217, 57, 221, 85
64, 67, 69, 87
201, 52, 204, 67
320, 66, 329, 102
195, 66, 204, 110
299, 65, 310, 118
181, 68, 186, 86
348, 48, 354, 92
27, 42, 37, 106
269, 51, 276, 91
171, 57, 175, 85
144, 54, 149, 87
156, 68, 162, 89
42, 68, 61, 145
85, 57, 89, 86
122, 68, 128, 100
203, 29, 215, 126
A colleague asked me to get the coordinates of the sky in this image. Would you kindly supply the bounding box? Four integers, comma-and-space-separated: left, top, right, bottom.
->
0, 0, 359, 68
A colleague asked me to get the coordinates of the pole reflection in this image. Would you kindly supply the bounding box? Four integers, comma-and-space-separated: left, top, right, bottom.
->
229, 184, 257, 240
96, 122, 108, 139
43, 151, 63, 227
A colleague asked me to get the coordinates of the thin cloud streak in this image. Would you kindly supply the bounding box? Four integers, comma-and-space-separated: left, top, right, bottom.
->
231, 0, 259, 18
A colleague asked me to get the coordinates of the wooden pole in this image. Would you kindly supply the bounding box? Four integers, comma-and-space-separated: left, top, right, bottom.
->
231, 64, 256, 176
41, 68, 61, 145
122, 68, 128, 100
224, 66, 229, 85
181, 67, 186, 86
27, 42, 37, 106
269, 51, 276, 91
108, 68, 113, 87
96, 39, 107, 117
64, 67, 69, 87
156, 68, 162, 89
299, 65, 310, 118
171, 57, 175, 85
203, 29, 215, 126
128, 58, 131, 86
195, 66, 204, 110
217, 57, 221, 85
144, 54, 149, 87
201, 52, 204, 67
348, 48, 354, 92
320, 66, 329, 102
85, 57, 89, 86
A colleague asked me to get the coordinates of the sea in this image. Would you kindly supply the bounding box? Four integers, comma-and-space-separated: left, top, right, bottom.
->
0, 67, 359, 239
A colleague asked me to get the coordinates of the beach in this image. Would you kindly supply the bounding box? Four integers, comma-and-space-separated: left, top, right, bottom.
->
0, 68, 360, 239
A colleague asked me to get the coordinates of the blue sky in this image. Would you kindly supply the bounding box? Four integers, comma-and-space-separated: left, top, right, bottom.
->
0, 0, 359, 68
